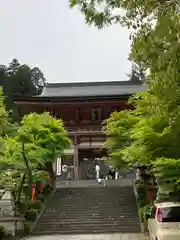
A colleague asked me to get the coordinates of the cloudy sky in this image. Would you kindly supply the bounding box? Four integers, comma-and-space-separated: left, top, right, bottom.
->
0, 0, 131, 83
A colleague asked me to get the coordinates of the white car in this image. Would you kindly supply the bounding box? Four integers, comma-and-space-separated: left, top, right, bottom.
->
148, 201, 180, 240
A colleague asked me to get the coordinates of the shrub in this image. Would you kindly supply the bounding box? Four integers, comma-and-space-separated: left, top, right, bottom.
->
37, 194, 45, 203
0, 225, 5, 239
143, 204, 154, 220
137, 194, 147, 207
23, 221, 32, 236
43, 184, 52, 196
31, 200, 43, 211
136, 181, 146, 194
19, 198, 43, 214
25, 209, 37, 221
19, 201, 28, 214
138, 207, 144, 223
136, 181, 148, 207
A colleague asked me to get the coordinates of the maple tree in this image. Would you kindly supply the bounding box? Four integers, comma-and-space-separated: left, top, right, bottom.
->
71, 0, 180, 198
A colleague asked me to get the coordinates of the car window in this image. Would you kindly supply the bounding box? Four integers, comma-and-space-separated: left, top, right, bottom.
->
162, 206, 180, 222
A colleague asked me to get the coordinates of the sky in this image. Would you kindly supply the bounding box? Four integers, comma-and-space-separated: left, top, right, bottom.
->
0, 0, 131, 83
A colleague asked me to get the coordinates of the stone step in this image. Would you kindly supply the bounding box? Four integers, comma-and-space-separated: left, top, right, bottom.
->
43, 211, 138, 216
52, 196, 135, 199
32, 225, 141, 232
44, 207, 136, 216
54, 195, 135, 199
39, 215, 139, 221
54, 190, 134, 194
34, 225, 140, 232
41, 217, 139, 222
53, 193, 134, 197
37, 219, 140, 226
55, 180, 134, 188
55, 193, 133, 196
32, 185, 140, 235
50, 203, 135, 207
46, 203, 136, 206
32, 226, 141, 235
47, 204, 136, 208
42, 211, 138, 217
50, 200, 135, 204
48, 200, 135, 203
48, 198, 135, 202
41, 214, 139, 220
43, 208, 138, 213
36, 219, 140, 225
54, 185, 133, 191
53, 195, 134, 198
38, 220, 140, 226
55, 187, 133, 191
45, 206, 137, 210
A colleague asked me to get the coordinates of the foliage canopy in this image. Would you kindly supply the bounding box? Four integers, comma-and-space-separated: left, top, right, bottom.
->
70, 0, 180, 198
0, 59, 46, 120
0, 104, 71, 200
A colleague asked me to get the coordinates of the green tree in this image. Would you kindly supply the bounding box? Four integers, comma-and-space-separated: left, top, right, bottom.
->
0, 59, 46, 120
18, 112, 71, 186
0, 111, 71, 202
105, 90, 180, 198
153, 158, 180, 201
128, 63, 146, 82
69, 0, 180, 86
104, 109, 138, 169
71, 0, 180, 199
0, 136, 51, 204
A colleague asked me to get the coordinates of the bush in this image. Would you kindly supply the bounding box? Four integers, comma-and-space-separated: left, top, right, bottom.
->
25, 209, 37, 221
137, 194, 147, 207
23, 221, 32, 236
43, 184, 52, 196
31, 200, 43, 211
19, 198, 43, 214
37, 194, 45, 203
0, 225, 5, 240
143, 204, 154, 220
138, 207, 144, 223
136, 181, 148, 207
136, 181, 146, 194
19, 201, 28, 214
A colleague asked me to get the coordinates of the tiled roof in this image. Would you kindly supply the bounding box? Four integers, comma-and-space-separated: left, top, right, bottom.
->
41, 81, 146, 97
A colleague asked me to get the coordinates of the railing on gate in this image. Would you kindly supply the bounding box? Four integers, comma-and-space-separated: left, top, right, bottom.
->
67, 126, 105, 134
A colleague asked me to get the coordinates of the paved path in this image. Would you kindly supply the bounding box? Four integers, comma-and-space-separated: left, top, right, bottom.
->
27, 233, 149, 240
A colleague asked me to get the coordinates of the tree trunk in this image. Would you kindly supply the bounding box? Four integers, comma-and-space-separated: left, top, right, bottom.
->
21, 140, 33, 194
45, 161, 56, 187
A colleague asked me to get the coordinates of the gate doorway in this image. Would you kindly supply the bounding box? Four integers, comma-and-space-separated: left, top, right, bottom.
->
79, 148, 108, 180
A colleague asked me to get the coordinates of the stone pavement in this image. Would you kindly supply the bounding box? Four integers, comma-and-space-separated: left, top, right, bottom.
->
27, 233, 149, 240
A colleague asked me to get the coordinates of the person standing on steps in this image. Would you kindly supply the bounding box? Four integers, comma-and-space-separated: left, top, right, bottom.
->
108, 165, 116, 179
95, 163, 100, 181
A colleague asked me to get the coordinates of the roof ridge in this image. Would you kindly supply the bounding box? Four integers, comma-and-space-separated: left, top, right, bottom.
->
45, 80, 142, 88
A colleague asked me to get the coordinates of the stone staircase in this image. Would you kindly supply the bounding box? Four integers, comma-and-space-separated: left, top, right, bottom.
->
55, 179, 133, 188
32, 181, 141, 235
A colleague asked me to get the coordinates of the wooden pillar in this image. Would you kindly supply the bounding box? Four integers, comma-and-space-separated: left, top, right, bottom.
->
74, 136, 79, 180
